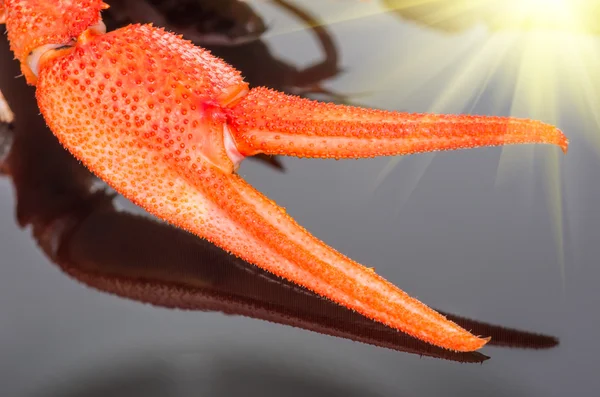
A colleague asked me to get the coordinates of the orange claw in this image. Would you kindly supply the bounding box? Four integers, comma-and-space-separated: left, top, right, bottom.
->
228, 87, 568, 162
1, 1, 567, 352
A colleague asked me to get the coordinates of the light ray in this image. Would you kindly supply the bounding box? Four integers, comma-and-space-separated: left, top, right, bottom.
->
259, 1, 589, 279
373, 0, 588, 279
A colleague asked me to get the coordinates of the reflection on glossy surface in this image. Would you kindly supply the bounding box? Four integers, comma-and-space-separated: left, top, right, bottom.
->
0, 89, 13, 124
105, 0, 267, 46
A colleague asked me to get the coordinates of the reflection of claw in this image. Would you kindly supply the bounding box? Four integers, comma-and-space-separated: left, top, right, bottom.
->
0, 89, 15, 175
0, 125, 14, 176
103, 0, 267, 46
0, 89, 14, 124
58, 210, 490, 363
439, 311, 558, 350
292, 84, 377, 106
274, 0, 342, 90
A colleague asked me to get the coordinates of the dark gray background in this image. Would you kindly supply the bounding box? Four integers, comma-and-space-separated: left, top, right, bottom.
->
1, 1, 599, 396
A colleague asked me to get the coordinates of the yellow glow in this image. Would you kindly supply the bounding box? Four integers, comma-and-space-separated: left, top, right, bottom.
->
383, 0, 600, 34
366, 0, 600, 279
259, 0, 594, 280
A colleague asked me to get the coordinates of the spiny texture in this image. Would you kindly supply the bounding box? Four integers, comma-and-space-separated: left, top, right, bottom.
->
229, 87, 568, 159
4, 0, 107, 82
38, 24, 247, 172
35, 24, 487, 352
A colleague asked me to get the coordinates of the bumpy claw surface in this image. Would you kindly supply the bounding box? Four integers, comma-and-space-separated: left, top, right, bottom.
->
2, 1, 568, 352
4, 0, 108, 83
229, 87, 568, 159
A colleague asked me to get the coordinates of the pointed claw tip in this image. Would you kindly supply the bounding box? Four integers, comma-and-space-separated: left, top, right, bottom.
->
458, 335, 490, 352
546, 123, 568, 153
448, 333, 491, 352
558, 129, 569, 154
539, 122, 568, 153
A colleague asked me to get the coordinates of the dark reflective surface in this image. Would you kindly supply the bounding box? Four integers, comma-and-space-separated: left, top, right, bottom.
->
105, 0, 268, 45
1, 1, 598, 396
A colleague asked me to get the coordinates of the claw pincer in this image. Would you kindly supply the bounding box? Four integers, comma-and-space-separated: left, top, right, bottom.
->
1, 0, 568, 352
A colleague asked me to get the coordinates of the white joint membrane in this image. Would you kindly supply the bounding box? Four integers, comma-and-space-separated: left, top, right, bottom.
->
26, 43, 66, 77
26, 18, 106, 77
223, 124, 246, 171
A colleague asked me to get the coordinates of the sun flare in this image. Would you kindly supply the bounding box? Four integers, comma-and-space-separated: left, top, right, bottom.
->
370, 0, 600, 277
383, 0, 600, 33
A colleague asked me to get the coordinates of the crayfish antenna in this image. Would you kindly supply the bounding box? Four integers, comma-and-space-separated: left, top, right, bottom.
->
227, 87, 568, 159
